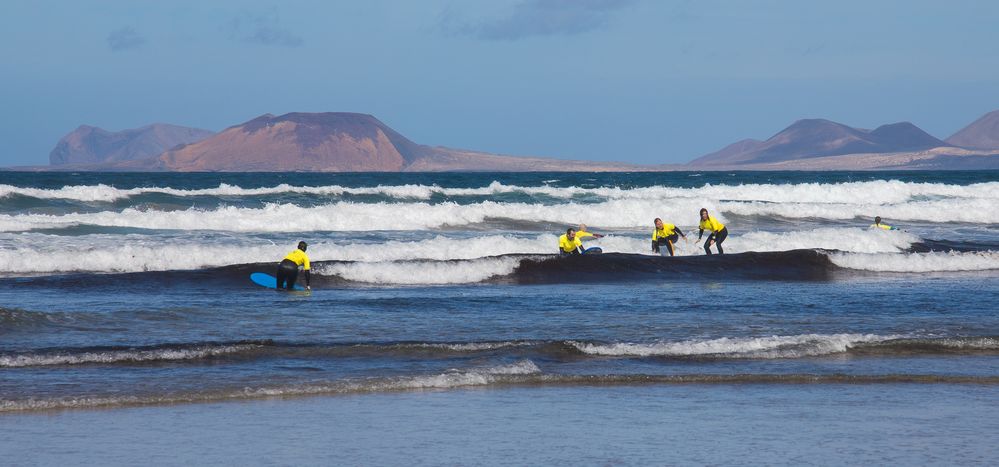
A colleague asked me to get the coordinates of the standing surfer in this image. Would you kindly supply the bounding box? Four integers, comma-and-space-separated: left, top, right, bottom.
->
652, 218, 686, 256
276, 241, 311, 290
697, 208, 728, 255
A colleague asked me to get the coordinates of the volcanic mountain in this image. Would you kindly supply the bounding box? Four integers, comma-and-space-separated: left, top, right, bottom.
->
124, 112, 636, 172
691, 119, 948, 166
50, 124, 214, 165
946, 110, 999, 149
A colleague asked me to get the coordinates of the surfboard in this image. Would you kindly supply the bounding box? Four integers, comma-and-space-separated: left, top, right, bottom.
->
250, 272, 305, 291
582, 247, 603, 254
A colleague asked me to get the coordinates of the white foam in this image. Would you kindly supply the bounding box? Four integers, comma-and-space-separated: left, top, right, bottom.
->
319, 256, 529, 285
0, 227, 923, 274
723, 197, 999, 224
4, 180, 998, 204
414, 342, 534, 352
732, 228, 918, 254
0, 343, 262, 368
0, 360, 543, 412
572, 334, 898, 358
0, 242, 285, 273
253, 360, 542, 395
829, 251, 999, 272
2, 189, 994, 235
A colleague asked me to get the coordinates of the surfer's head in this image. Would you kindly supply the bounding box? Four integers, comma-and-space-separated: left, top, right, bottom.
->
699, 208, 709, 220
875, 216, 882, 224
298, 241, 308, 252
654, 218, 663, 228
566, 228, 575, 239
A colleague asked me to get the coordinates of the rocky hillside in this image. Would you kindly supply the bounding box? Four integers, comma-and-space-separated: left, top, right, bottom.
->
50, 124, 214, 165
691, 119, 947, 166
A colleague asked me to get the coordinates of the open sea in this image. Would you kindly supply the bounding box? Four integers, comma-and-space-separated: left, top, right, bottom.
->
1, 171, 998, 465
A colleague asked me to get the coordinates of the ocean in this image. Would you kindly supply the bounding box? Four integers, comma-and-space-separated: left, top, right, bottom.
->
1, 171, 998, 465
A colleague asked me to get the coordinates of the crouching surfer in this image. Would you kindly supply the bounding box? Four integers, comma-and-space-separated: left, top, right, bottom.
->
697, 208, 728, 255
870, 216, 899, 230
559, 227, 603, 255
652, 218, 686, 256
276, 241, 311, 290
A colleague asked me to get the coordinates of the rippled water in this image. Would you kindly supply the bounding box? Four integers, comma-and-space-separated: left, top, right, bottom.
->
1, 171, 997, 464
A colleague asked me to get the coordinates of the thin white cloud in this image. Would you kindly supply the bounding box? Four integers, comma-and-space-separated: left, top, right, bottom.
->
227, 9, 303, 47
107, 27, 146, 52
445, 0, 635, 41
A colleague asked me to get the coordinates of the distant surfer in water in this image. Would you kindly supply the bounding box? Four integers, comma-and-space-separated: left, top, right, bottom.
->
870, 216, 899, 230
652, 218, 686, 256
276, 241, 311, 290
697, 208, 728, 255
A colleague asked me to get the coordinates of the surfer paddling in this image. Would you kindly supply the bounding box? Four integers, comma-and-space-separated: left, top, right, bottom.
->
652, 218, 687, 256
276, 241, 311, 290
697, 208, 728, 255
870, 216, 899, 230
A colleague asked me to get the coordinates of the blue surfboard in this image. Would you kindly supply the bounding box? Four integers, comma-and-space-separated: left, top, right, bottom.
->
250, 272, 305, 291
581, 247, 602, 254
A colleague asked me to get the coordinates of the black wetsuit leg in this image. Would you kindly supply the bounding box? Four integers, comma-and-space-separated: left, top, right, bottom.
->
666, 234, 679, 256
704, 234, 714, 255
276, 259, 299, 290
714, 227, 728, 254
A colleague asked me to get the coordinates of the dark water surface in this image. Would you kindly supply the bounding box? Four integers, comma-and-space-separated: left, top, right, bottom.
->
1, 171, 997, 464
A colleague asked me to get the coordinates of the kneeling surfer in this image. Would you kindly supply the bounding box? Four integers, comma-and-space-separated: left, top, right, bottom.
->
558, 228, 584, 255
697, 208, 728, 255
652, 218, 686, 256
276, 241, 311, 290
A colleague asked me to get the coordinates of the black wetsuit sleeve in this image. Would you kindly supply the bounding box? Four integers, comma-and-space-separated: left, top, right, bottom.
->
676, 226, 685, 237
652, 240, 659, 252
698, 228, 704, 240
304, 270, 311, 287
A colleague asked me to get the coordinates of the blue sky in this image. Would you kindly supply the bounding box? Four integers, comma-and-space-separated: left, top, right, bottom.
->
2, 0, 998, 166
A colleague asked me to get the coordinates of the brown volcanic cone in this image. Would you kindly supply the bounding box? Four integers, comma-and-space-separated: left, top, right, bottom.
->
152, 112, 431, 172
946, 110, 999, 149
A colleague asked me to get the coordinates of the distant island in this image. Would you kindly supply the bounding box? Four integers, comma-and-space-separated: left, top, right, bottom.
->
27, 109, 999, 172
689, 110, 999, 170
42, 113, 642, 172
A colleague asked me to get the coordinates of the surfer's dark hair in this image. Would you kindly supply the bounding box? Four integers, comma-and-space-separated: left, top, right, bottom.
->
298, 241, 308, 251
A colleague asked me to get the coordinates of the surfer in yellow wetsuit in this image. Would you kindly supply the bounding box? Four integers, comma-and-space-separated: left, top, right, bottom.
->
575, 224, 605, 241
697, 208, 728, 255
276, 241, 311, 290
558, 228, 584, 255
652, 218, 686, 256
870, 216, 899, 230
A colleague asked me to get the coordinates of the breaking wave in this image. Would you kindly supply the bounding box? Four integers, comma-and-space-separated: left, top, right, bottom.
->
0, 228, 921, 275
2, 180, 998, 204
7, 335, 997, 369
572, 334, 897, 359
829, 251, 999, 272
